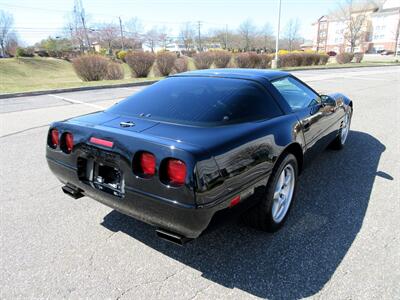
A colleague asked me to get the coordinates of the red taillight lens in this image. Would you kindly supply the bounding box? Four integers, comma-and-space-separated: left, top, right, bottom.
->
50, 129, 59, 148
229, 195, 241, 208
64, 132, 74, 153
140, 152, 156, 176
166, 159, 186, 186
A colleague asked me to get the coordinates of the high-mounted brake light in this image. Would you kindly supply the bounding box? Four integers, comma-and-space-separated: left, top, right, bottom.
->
140, 152, 156, 176
166, 159, 186, 186
89, 137, 114, 148
50, 129, 59, 148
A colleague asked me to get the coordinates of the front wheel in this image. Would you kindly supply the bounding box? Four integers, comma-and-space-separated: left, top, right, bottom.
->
242, 154, 298, 232
331, 108, 352, 150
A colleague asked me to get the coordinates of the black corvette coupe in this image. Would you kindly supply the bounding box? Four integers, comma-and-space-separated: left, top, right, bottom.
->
46, 69, 353, 244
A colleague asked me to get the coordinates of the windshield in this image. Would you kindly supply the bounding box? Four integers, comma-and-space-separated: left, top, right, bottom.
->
106, 77, 282, 126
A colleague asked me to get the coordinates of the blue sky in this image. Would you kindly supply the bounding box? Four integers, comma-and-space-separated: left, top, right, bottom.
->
0, 0, 341, 45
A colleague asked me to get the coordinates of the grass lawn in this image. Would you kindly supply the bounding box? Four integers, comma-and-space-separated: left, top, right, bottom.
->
0, 57, 160, 94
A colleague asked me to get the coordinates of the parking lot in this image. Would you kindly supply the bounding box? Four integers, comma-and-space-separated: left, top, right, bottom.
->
1, 66, 399, 299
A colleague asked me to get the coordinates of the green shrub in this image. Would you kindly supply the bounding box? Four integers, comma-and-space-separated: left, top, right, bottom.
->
279, 52, 328, 67
354, 52, 364, 63
174, 57, 188, 73
72, 54, 109, 81
235, 52, 261, 68
125, 51, 155, 77
16, 47, 34, 57
106, 62, 124, 80
279, 53, 301, 67
117, 50, 128, 62
156, 52, 177, 76
319, 54, 329, 65
213, 51, 231, 68
336, 52, 354, 64
193, 52, 214, 69
181, 50, 196, 57
259, 54, 272, 68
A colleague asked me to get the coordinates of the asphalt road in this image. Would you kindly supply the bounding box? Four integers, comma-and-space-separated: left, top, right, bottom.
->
1, 66, 399, 299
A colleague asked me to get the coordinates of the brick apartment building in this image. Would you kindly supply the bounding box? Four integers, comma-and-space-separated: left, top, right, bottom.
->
312, 0, 400, 53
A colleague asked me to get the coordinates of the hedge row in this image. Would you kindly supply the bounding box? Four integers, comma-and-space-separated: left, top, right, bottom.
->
73, 50, 361, 81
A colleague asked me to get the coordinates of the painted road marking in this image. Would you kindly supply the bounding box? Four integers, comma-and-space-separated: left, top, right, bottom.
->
49, 94, 105, 109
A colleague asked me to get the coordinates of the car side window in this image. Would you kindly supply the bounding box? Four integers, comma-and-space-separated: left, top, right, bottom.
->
272, 76, 320, 111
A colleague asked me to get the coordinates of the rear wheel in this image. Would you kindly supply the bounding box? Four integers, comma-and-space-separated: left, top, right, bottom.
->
331, 108, 352, 150
243, 154, 298, 232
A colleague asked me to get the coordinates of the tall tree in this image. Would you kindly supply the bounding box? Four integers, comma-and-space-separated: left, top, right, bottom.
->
0, 10, 14, 57
260, 22, 274, 50
238, 19, 257, 51
335, 0, 372, 52
284, 18, 301, 51
179, 22, 195, 51
95, 23, 120, 54
143, 27, 160, 52
125, 17, 143, 40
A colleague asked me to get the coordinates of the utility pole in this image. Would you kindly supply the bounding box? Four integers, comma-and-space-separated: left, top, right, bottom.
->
119, 16, 125, 50
225, 24, 228, 49
272, 0, 282, 69
75, 0, 91, 51
197, 21, 202, 51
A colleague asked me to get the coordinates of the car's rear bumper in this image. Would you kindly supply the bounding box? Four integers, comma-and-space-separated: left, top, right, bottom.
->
47, 157, 227, 238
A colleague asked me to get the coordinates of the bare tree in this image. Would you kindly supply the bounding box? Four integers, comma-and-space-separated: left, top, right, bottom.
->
125, 17, 143, 39
157, 26, 171, 50
144, 27, 160, 52
5, 31, 18, 56
335, 0, 373, 52
0, 10, 14, 57
95, 23, 120, 54
259, 22, 274, 51
238, 19, 257, 51
180, 22, 195, 51
284, 18, 301, 51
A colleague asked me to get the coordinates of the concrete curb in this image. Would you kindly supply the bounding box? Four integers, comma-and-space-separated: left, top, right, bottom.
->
1, 63, 398, 99
0, 80, 158, 99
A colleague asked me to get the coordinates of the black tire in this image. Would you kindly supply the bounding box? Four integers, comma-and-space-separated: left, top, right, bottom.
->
242, 153, 298, 232
330, 108, 352, 150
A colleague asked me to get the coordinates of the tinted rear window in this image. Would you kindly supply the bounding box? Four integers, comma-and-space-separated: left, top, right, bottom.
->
107, 77, 282, 126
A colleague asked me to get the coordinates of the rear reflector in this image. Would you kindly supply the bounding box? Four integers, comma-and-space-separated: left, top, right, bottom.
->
229, 195, 241, 208
90, 137, 114, 148
50, 129, 59, 148
166, 159, 186, 186
140, 152, 156, 176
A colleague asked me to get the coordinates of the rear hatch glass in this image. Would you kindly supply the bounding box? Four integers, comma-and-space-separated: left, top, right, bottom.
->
106, 77, 281, 126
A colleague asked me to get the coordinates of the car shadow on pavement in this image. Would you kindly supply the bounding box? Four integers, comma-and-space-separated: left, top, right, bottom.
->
101, 130, 386, 299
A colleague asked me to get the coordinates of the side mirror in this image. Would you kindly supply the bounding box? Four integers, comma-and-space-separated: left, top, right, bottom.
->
320, 94, 337, 107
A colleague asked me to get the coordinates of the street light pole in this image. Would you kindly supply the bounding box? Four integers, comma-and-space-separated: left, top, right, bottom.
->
272, 0, 282, 69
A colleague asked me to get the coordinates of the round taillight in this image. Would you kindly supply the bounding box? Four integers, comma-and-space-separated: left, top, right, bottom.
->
139, 152, 156, 176
50, 129, 59, 148
62, 132, 74, 154
166, 159, 186, 186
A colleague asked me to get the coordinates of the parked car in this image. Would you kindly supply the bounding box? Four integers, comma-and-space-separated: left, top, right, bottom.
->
327, 51, 337, 56
380, 50, 394, 55
46, 69, 353, 245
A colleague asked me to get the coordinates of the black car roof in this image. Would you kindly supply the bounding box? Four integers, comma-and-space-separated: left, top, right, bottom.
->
171, 68, 289, 83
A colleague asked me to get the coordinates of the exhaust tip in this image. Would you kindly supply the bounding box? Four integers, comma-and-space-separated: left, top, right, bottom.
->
62, 185, 84, 199
155, 229, 192, 246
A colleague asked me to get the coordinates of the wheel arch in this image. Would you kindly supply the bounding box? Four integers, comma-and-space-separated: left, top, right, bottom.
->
275, 143, 304, 175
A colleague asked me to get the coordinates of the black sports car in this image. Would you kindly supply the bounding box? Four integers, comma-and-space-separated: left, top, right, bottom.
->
46, 69, 353, 244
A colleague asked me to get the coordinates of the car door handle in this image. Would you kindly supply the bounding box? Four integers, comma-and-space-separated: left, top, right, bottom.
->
302, 120, 311, 131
